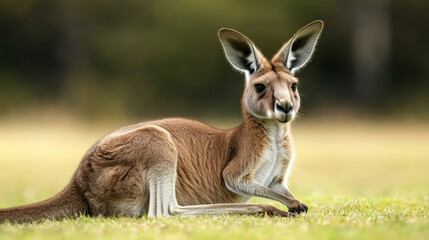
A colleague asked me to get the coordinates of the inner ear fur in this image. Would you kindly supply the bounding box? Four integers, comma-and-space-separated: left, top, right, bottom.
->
218, 28, 263, 74
272, 20, 324, 75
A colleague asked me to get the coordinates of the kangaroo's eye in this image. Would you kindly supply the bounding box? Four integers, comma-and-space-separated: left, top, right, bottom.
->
254, 84, 266, 93
291, 83, 297, 92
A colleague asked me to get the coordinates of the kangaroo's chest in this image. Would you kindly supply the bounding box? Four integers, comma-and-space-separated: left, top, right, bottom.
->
252, 125, 294, 186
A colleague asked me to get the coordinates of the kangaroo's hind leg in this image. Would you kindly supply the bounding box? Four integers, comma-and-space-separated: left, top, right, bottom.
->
133, 125, 180, 218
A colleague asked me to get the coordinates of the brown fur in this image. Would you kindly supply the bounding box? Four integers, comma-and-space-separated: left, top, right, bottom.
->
0, 21, 323, 223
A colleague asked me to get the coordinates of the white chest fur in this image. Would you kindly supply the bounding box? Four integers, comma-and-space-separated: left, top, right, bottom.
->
252, 123, 294, 186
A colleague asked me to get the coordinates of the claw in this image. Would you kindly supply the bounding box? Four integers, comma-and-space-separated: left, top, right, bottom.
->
288, 202, 308, 214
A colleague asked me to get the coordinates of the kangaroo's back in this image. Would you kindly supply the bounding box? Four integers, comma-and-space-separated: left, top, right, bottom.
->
152, 118, 246, 205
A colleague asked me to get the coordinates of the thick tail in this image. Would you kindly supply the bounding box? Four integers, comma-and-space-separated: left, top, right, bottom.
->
0, 181, 89, 224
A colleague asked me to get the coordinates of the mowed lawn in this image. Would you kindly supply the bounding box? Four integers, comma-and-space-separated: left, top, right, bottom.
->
0, 116, 428, 240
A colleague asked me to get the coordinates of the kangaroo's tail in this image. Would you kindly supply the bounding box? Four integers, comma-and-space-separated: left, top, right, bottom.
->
0, 181, 89, 224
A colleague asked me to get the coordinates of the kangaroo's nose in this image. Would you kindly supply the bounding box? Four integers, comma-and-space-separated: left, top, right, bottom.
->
276, 99, 293, 114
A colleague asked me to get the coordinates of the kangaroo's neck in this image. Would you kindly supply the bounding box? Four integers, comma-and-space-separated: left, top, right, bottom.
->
232, 107, 292, 149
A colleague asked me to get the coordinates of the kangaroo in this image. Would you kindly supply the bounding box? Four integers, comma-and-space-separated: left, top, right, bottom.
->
0, 21, 323, 223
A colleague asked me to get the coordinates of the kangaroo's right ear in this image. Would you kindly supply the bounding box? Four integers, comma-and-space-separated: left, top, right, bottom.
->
218, 28, 263, 75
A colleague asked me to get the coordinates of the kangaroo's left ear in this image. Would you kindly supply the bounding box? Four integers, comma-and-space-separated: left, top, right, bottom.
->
272, 20, 324, 75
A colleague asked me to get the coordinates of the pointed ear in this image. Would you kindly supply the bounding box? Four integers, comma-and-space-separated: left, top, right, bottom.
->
218, 28, 263, 75
272, 20, 323, 75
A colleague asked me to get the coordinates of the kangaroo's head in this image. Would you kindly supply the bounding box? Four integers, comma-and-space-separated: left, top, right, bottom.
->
219, 21, 323, 123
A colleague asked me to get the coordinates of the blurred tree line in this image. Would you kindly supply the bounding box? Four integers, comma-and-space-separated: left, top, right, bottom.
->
0, 0, 428, 120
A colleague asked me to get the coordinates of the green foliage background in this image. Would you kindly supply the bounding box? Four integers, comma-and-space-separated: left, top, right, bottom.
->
0, 0, 428, 119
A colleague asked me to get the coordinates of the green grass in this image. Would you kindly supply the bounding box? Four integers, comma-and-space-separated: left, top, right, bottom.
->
0, 116, 428, 239
0, 196, 427, 240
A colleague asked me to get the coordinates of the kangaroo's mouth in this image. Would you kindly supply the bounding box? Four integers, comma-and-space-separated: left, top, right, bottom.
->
274, 110, 295, 123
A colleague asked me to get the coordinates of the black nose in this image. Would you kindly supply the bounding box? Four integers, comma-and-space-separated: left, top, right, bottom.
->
276, 102, 293, 114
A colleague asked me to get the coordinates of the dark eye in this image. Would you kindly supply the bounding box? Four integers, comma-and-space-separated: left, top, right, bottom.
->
254, 84, 266, 93
291, 83, 297, 92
